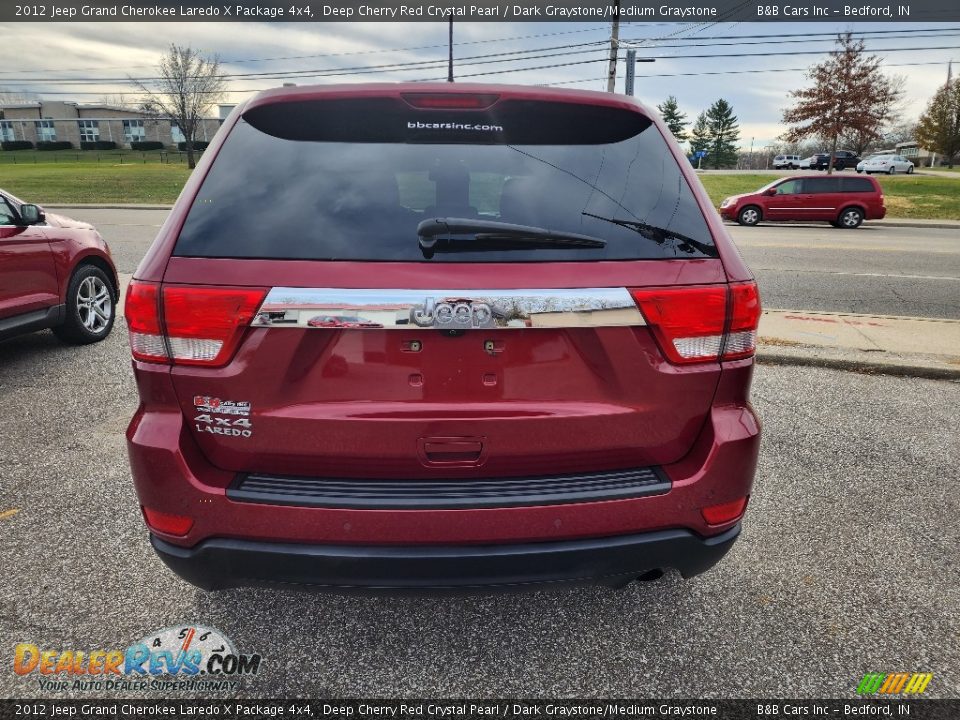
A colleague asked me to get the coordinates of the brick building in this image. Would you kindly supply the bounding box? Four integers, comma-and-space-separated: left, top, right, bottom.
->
0, 100, 232, 148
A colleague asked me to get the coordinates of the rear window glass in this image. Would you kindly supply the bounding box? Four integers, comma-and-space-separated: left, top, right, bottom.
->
841, 177, 874, 192
174, 97, 717, 262
802, 177, 841, 194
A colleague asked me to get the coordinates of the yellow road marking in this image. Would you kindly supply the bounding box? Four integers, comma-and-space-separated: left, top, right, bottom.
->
0, 509, 20, 521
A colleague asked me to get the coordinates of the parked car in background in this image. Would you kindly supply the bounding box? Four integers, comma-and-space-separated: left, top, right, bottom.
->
797, 156, 814, 170
855, 154, 882, 173
811, 151, 861, 171
0, 189, 118, 344
859, 154, 914, 175
719, 174, 885, 228
773, 154, 802, 169
307, 314, 382, 328
125, 82, 761, 592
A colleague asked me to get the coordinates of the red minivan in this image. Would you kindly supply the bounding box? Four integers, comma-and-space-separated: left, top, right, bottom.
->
125, 83, 762, 591
719, 174, 886, 228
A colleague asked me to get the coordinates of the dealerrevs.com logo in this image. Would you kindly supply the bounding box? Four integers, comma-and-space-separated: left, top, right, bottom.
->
407, 121, 504, 132
14, 625, 261, 693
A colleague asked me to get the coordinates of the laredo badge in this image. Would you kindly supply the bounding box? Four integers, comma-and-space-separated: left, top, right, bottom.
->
193, 396, 253, 438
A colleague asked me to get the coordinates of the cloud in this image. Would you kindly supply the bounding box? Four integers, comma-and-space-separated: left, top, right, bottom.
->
0, 19, 953, 141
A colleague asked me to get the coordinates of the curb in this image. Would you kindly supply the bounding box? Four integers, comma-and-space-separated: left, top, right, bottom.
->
46, 204, 173, 210
756, 350, 960, 381
873, 219, 960, 230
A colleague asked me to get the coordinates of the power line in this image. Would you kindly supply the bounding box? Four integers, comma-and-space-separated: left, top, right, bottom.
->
3, 36, 958, 87
542, 59, 956, 86
413, 44, 960, 82
0, 24, 617, 75
1, 25, 955, 81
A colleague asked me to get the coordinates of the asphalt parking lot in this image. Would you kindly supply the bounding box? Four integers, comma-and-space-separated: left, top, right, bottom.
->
1, 324, 958, 698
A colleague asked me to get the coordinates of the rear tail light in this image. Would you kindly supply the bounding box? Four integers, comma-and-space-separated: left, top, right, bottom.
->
629, 281, 761, 364
141, 507, 194, 536
702, 497, 749, 525
125, 281, 167, 362
125, 281, 266, 367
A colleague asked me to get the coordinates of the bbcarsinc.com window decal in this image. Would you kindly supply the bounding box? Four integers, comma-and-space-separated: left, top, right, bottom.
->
407, 121, 504, 132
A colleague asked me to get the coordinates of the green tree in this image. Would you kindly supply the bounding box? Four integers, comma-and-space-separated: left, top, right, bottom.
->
688, 112, 710, 164
705, 99, 740, 169
782, 33, 900, 174
657, 95, 689, 143
915, 77, 960, 169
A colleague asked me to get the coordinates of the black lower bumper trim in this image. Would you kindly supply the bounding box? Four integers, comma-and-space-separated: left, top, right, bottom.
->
229, 466, 669, 510
0, 304, 64, 341
151, 525, 740, 592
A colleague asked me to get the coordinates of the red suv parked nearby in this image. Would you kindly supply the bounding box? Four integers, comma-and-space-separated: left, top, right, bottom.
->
125, 83, 762, 592
719, 175, 886, 228
1, 190, 118, 344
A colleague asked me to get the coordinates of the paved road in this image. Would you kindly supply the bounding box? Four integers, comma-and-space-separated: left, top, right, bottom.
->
53, 207, 960, 320
0, 327, 957, 699
734, 223, 960, 319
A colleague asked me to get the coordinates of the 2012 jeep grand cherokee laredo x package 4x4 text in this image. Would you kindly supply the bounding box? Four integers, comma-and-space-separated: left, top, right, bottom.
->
125, 83, 762, 592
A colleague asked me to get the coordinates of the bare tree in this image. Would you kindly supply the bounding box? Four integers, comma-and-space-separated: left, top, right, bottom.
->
131, 44, 226, 169
98, 93, 134, 109
0, 87, 38, 105
915, 77, 960, 169
840, 75, 907, 155
782, 33, 901, 174
879, 120, 917, 150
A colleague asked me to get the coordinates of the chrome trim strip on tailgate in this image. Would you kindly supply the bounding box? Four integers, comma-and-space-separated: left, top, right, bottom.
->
252, 287, 645, 330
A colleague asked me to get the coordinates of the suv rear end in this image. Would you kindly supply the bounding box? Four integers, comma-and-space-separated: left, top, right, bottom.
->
125, 83, 761, 592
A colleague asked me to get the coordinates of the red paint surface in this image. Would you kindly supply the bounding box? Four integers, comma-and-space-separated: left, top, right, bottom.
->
126, 83, 761, 553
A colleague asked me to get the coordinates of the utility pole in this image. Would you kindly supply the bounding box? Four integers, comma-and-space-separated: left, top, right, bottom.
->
606, 0, 620, 93
447, 14, 454, 83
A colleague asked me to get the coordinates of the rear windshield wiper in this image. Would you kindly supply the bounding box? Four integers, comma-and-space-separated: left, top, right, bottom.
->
418, 218, 606, 257
581, 212, 718, 257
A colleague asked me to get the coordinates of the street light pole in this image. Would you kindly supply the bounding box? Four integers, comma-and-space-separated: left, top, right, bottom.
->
619, 43, 656, 97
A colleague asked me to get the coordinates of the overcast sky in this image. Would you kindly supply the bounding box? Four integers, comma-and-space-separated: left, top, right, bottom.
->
0, 21, 955, 146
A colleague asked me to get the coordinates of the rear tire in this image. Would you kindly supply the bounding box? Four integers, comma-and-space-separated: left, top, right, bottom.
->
837, 207, 864, 229
887, 166, 896, 175
907, 165, 914, 174
53, 265, 116, 344
737, 205, 761, 226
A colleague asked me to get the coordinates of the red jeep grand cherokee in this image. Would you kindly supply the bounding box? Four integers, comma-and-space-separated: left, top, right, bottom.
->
719, 174, 886, 228
1, 190, 118, 344
125, 84, 761, 591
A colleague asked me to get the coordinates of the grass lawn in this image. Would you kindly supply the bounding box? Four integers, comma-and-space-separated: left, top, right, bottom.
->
0, 161, 192, 204
697, 172, 960, 220
1, 160, 958, 219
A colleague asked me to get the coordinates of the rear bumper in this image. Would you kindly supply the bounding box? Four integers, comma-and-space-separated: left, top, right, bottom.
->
151, 524, 741, 592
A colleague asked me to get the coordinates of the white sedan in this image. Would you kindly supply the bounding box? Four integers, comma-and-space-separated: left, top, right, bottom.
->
857, 154, 914, 174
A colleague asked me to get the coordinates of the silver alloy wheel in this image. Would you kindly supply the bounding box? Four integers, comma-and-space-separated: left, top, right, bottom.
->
740, 208, 759, 225
77, 275, 112, 334
841, 209, 862, 228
